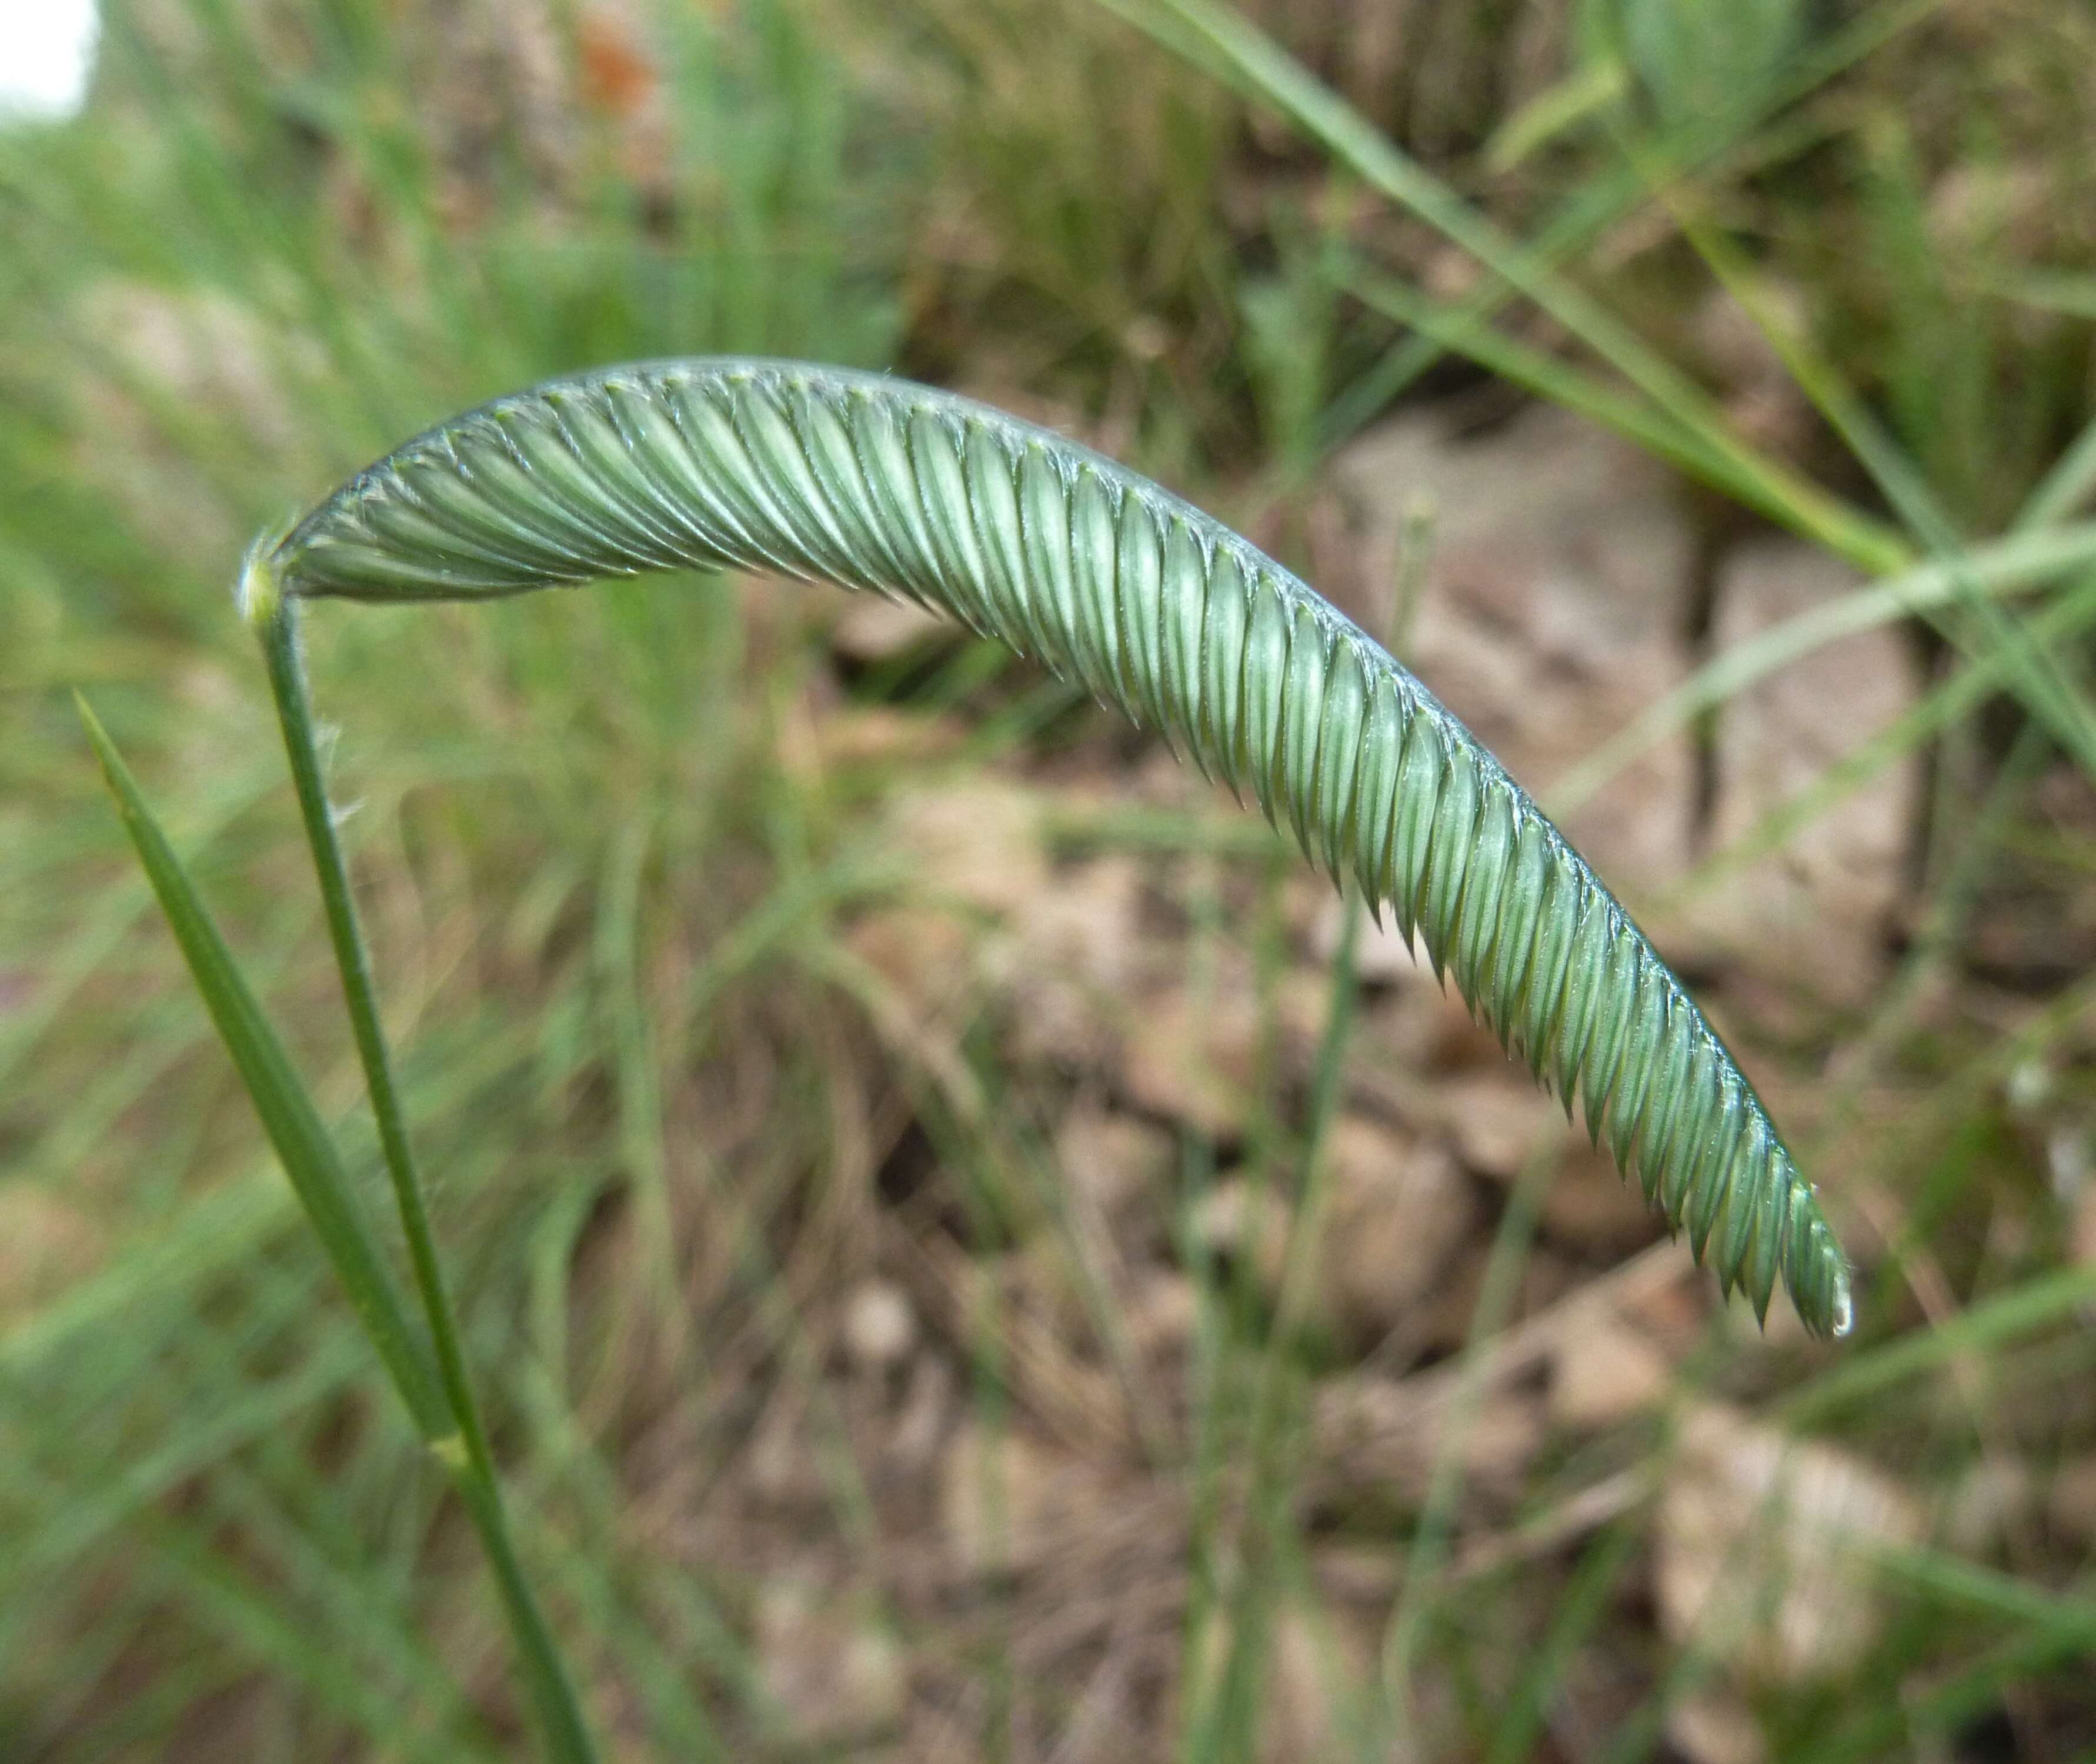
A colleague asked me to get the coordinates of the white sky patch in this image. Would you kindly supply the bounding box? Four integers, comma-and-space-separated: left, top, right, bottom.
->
0, 0, 100, 122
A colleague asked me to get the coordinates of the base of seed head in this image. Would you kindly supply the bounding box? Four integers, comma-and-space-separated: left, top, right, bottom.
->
236, 531, 288, 629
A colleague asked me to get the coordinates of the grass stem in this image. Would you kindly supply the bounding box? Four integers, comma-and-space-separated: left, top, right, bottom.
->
253, 589, 599, 1764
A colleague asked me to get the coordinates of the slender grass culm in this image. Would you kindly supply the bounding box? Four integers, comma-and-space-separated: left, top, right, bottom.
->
82, 355, 1855, 1757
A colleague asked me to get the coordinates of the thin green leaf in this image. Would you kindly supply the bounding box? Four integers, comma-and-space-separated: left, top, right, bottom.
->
1090, 0, 1911, 580
74, 694, 452, 1437
1550, 519, 2096, 816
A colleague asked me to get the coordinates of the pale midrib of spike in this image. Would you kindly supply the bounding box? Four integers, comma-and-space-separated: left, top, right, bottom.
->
268, 356, 1853, 1339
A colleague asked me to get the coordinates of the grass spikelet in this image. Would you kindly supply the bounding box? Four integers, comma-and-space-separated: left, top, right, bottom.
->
269, 357, 1854, 1337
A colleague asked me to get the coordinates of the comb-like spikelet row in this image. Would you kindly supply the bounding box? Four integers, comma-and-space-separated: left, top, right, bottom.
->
271, 358, 1852, 1337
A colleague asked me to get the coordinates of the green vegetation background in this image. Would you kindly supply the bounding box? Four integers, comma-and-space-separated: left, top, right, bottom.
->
4, 0, 2096, 1758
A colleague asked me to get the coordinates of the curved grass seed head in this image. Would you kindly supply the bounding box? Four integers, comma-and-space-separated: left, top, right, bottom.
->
267, 357, 1854, 1339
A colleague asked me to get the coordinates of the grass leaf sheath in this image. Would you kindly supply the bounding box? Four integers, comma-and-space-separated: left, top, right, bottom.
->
264, 356, 1853, 1337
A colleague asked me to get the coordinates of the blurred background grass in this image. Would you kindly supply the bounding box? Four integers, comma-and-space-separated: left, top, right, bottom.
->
4, 0, 2096, 1759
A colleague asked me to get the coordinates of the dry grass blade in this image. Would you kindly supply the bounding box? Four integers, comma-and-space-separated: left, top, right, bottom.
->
260, 356, 1853, 1337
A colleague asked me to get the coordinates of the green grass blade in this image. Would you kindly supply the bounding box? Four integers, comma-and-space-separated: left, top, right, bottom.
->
78, 691, 600, 1761
74, 693, 451, 1440
1347, 266, 1791, 525
1089, 0, 1911, 580
1550, 519, 2096, 816
1316, 0, 1942, 453
2018, 411, 2096, 530
1618, 143, 2096, 783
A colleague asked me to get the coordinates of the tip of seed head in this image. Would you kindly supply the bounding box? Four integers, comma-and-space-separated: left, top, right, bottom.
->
1827, 1268, 1855, 1338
